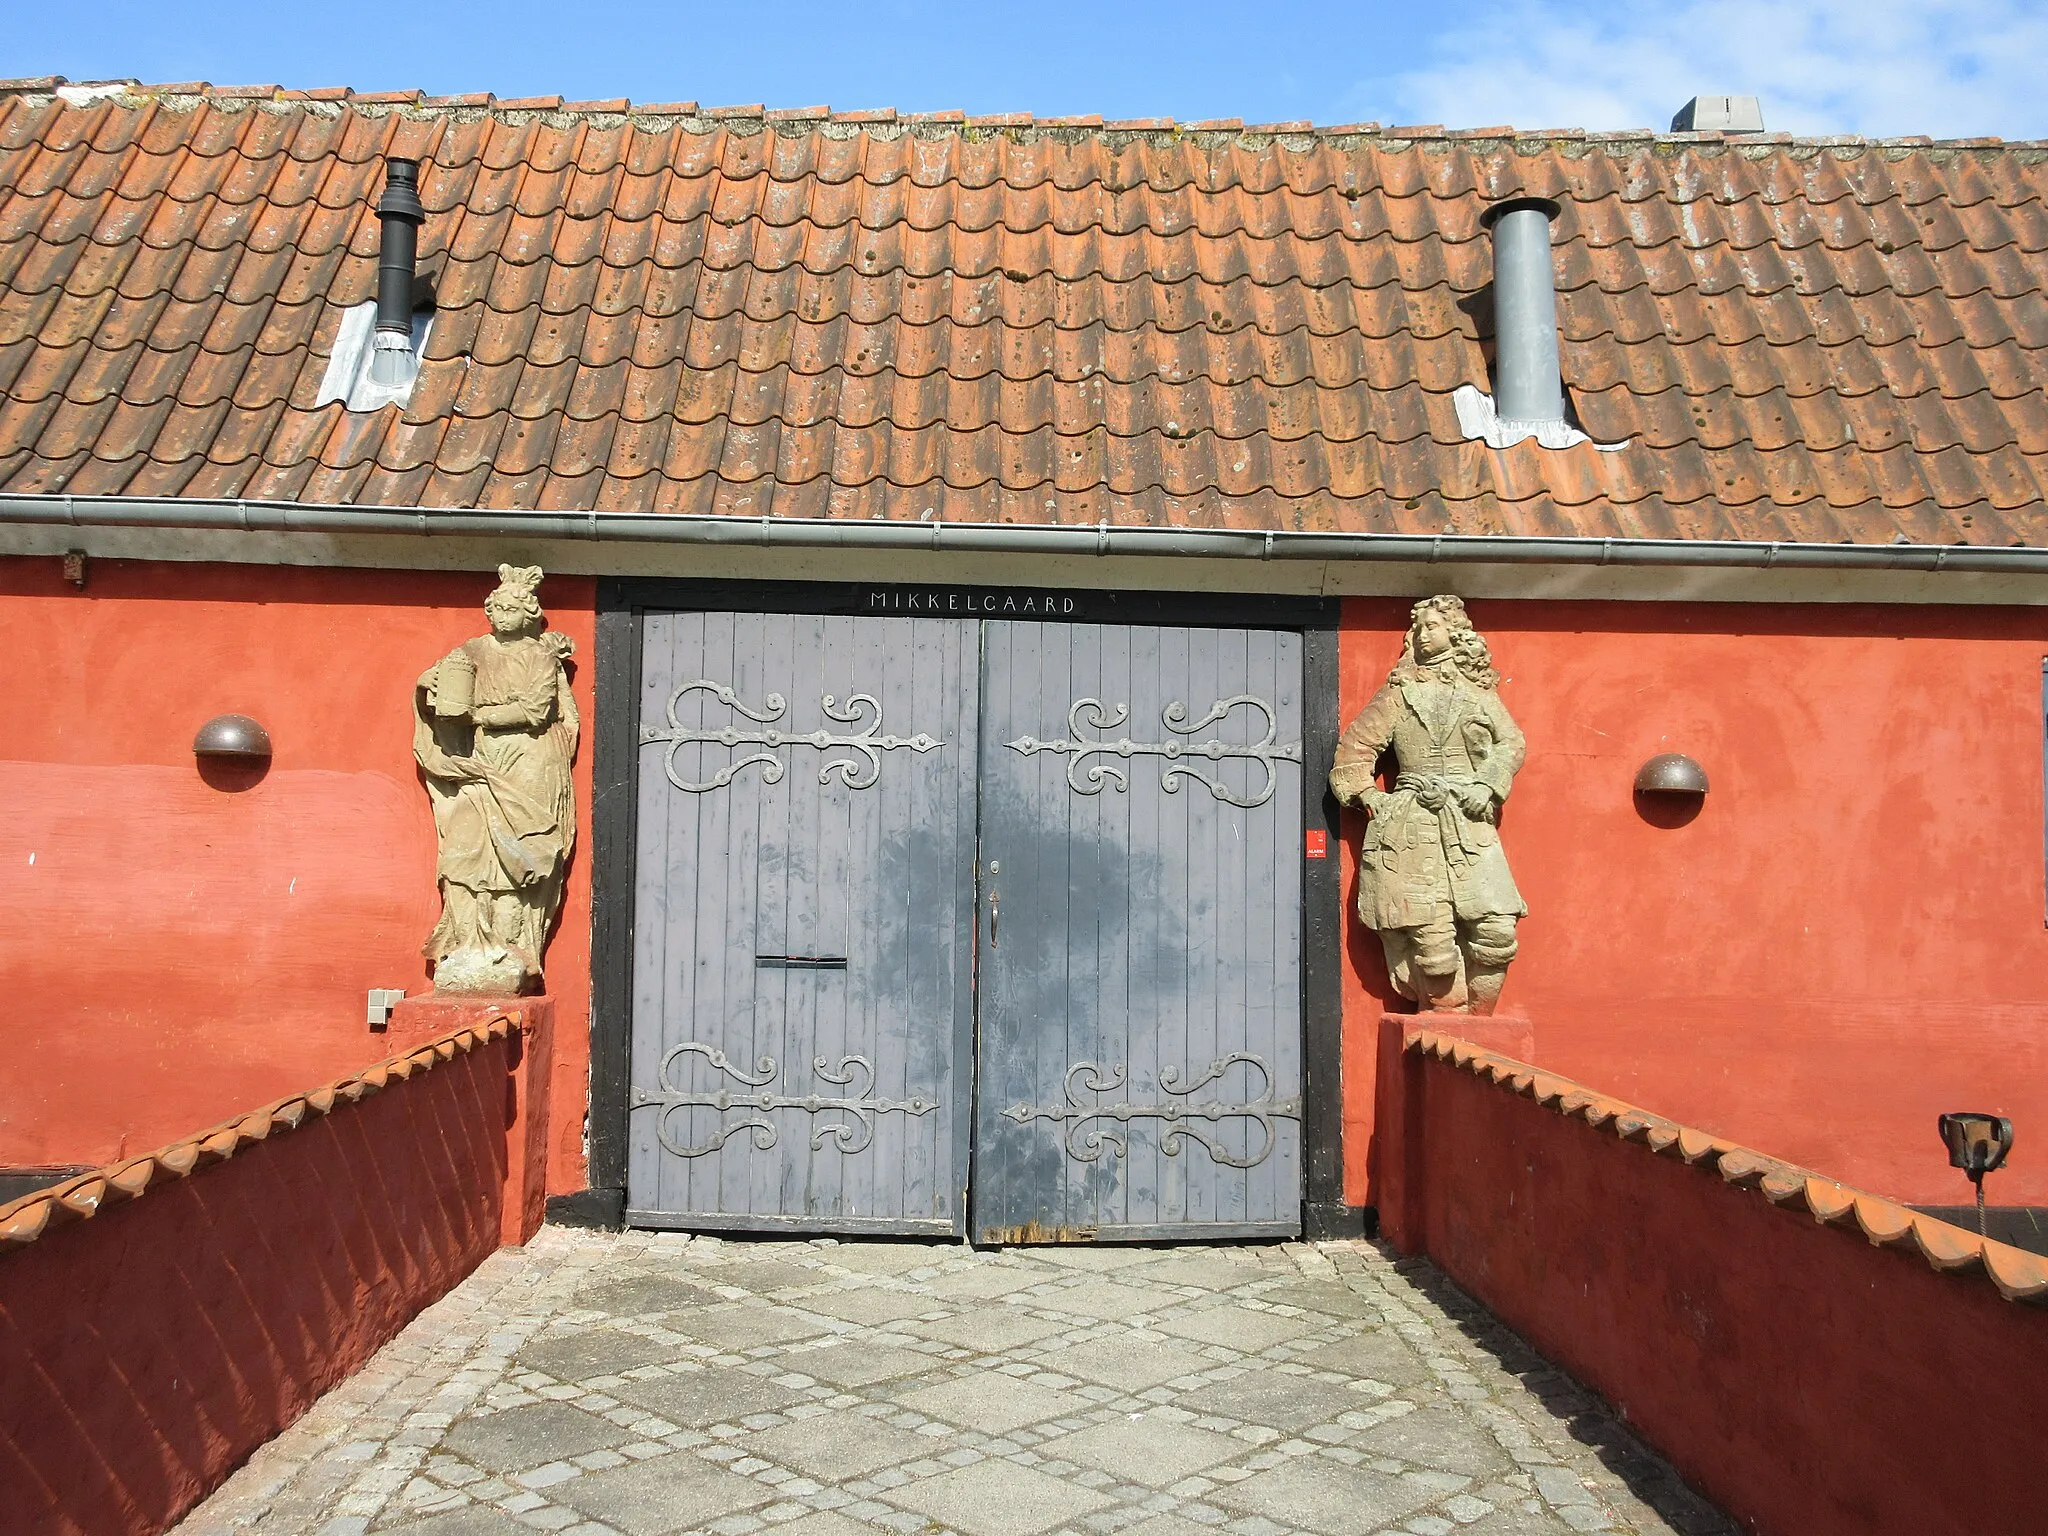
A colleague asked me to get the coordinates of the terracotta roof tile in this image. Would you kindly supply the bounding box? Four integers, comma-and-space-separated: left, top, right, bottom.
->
0, 86, 2044, 539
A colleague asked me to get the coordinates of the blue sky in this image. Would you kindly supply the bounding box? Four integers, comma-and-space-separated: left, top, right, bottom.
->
10, 0, 2045, 139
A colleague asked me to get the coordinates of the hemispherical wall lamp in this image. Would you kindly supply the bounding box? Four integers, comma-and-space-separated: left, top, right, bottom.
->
1634, 753, 1709, 795
1633, 752, 1707, 828
193, 714, 272, 761
194, 714, 272, 790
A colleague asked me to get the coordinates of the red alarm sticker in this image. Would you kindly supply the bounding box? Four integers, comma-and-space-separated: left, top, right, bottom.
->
1304, 829, 1329, 859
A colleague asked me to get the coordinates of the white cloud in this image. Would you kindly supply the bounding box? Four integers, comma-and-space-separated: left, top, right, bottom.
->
1371, 0, 2048, 139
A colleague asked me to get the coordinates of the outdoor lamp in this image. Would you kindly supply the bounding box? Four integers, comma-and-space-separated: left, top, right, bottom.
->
193, 714, 273, 761
1937, 1111, 2014, 1235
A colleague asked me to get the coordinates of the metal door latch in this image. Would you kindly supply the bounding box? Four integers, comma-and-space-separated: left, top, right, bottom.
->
988, 859, 999, 945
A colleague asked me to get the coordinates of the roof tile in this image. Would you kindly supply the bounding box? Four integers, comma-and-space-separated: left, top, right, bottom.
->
0, 93, 2043, 534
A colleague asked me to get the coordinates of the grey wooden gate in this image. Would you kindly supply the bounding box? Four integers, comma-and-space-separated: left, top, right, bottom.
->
625, 612, 977, 1233
971, 622, 1306, 1242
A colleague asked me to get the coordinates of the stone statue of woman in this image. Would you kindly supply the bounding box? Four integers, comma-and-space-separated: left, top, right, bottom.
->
1330, 595, 1526, 1014
414, 565, 578, 995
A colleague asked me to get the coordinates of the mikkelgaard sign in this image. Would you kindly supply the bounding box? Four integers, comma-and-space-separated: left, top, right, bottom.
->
864, 586, 1085, 616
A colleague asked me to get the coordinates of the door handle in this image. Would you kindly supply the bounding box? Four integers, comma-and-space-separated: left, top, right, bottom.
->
989, 891, 999, 945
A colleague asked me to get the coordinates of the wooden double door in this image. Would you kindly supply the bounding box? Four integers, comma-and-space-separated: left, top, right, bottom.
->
625, 610, 1304, 1242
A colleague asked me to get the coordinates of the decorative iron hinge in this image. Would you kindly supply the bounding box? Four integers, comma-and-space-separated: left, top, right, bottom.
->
631, 1042, 939, 1157
642, 679, 944, 792
1004, 1053, 1300, 1168
1006, 695, 1301, 808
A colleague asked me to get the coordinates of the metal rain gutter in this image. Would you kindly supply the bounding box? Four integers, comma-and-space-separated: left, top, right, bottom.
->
4, 493, 2045, 575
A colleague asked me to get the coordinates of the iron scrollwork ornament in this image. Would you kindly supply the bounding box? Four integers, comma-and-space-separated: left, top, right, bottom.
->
1003, 1052, 1301, 1169
631, 1041, 940, 1157
1006, 695, 1301, 808
643, 679, 945, 793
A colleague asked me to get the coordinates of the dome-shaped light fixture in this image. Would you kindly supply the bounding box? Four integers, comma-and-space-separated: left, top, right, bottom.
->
1634, 753, 1708, 795
193, 714, 273, 761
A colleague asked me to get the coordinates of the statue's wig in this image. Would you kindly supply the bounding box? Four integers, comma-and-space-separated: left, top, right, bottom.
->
484, 563, 545, 625
1389, 594, 1499, 690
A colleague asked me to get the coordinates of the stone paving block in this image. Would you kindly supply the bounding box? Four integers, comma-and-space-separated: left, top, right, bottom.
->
1116, 1517, 1229, 1536
574, 1276, 711, 1318
761, 1514, 872, 1536
1355, 1406, 1515, 1479
1198, 1371, 1372, 1431
699, 1260, 822, 1294
811, 1245, 940, 1276
1154, 1308, 1316, 1352
1294, 1330, 1432, 1386
920, 1265, 1044, 1300
787, 1342, 938, 1388
515, 1332, 684, 1385
904, 1310, 1068, 1352
549, 1453, 772, 1535
378, 1505, 530, 1534
1123, 1254, 1257, 1291
1034, 1248, 1153, 1271
1043, 1337, 1214, 1393
1042, 1414, 1245, 1487
882, 1456, 1120, 1535
674, 1306, 834, 1350
1209, 1458, 1435, 1535
891, 1371, 1093, 1433
441, 1403, 633, 1475
1036, 1281, 1174, 1320
1255, 1283, 1385, 1320
738, 1411, 937, 1481
610, 1370, 809, 1428
795, 1289, 943, 1327
1459, 1512, 1577, 1535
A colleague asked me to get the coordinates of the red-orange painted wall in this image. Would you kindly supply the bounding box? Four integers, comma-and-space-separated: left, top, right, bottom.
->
1340, 598, 2048, 1207
0, 558, 596, 1193
0, 1031, 511, 1536
1382, 1041, 2048, 1536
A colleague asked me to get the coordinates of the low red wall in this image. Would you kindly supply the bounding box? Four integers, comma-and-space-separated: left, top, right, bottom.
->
1382, 1026, 2048, 1536
0, 1023, 519, 1536
1339, 597, 2048, 1207
0, 556, 595, 1194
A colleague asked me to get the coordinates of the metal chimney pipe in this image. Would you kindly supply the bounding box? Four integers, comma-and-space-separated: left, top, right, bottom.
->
1480, 196, 1564, 428
370, 159, 426, 387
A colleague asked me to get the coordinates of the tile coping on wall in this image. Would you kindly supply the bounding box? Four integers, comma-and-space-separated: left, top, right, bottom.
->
0, 1011, 521, 1250
1408, 1027, 2048, 1306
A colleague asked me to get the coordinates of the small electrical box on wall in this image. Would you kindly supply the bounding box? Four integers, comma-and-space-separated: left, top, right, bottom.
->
367, 989, 407, 1030
1305, 829, 1329, 859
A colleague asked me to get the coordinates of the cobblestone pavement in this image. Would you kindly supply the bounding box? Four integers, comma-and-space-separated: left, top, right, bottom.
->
177, 1229, 1734, 1536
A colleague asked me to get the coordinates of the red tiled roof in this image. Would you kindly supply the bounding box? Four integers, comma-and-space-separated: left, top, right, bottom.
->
0, 1012, 515, 1248
0, 81, 2044, 543
1410, 1028, 2048, 1305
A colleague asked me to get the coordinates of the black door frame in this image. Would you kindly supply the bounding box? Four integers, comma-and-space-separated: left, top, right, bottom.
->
580, 577, 1361, 1240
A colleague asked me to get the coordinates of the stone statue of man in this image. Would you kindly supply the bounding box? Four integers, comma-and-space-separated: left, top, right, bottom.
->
1330, 595, 1526, 1014
414, 565, 578, 995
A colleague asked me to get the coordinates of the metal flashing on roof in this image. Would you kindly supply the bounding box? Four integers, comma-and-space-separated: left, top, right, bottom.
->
1451, 386, 1628, 453
313, 303, 433, 413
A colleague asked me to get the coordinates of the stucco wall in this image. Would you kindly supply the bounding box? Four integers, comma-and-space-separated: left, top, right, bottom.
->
1339, 597, 2048, 1207
1380, 1035, 2048, 1536
0, 1027, 513, 1536
0, 557, 595, 1192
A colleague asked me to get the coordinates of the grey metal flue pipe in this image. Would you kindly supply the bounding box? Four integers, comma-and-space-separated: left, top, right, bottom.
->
1482, 197, 1565, 428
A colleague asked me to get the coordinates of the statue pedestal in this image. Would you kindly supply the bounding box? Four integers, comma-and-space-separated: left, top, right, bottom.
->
1390, 1009, 1534, 1063
1371, 1009, 1534, 1252
388, 992, 556, 1248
